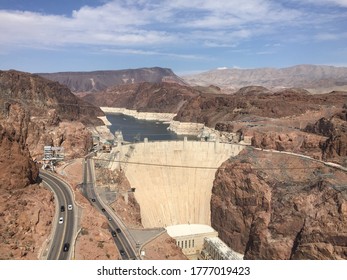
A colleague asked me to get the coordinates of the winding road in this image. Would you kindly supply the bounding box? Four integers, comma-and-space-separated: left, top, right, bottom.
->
82, 157, 137, 260
40, 170, 76, 260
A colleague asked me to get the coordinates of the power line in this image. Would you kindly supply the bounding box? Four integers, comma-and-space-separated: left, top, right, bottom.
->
93, 157, 334, 171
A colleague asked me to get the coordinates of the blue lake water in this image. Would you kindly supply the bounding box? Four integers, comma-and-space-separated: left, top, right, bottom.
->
106, 114, 196, 142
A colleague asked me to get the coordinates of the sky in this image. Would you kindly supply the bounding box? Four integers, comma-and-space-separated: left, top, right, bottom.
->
0, 0, 347, 74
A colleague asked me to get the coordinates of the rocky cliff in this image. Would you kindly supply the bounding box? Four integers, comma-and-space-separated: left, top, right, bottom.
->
38, 67, 186, 93
0, 70, 106, 259
0, 102, 54, 259
211, 148, 347, 259
305, 104, 347, 166
0, 70, 105, 159
173, 87, 346, 164
174, 87, 344, 126
81, 82, 200, 114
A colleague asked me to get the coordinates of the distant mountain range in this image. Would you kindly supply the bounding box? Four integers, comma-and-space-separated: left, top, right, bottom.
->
37, 65, 347, 94
37, 67, 186, 93
183, 64, 347, 93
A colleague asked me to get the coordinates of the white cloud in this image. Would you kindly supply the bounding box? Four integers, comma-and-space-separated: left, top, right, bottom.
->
101, 48, 206, 60
0, 0, 345, 52
295, 0, 347, 7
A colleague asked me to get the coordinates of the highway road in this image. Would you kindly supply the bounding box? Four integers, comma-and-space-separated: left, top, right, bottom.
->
40, 170, 76, 260
83, 158, 137, 260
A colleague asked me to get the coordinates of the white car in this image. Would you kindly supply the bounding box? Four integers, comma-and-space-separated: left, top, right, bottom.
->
68, 204, 73, 211
59, 217, 64, 224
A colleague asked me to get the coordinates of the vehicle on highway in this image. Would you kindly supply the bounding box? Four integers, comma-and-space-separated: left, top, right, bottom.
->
108, 217, 112, 221
111, 231, 116, 237
63, 243, 70, 252
68, 204, 73, 211
101, 208, 106, 212
91, 198, 96, 202
119, 249, 126, 256
60, 205, 65, 212
59, 217, 64, 224
116, 228, 121, 233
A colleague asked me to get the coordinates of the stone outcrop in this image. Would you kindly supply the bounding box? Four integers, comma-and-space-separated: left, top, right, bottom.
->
174, 87, 345, 128
0, 103, 54, 259
81, 82, 200, 114
211, 148, 347, 259
0, 70, 105, 159
0, 103, 38, 190
304, 105, 347, 166
250, 129, 326, 159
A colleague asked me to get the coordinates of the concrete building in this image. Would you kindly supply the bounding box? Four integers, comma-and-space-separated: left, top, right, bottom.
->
200, 237, 244, 260
166, 224, 218, 260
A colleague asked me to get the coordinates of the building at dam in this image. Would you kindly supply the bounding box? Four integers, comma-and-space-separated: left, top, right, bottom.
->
166, 224, 218, 259
166, 224, 244, 260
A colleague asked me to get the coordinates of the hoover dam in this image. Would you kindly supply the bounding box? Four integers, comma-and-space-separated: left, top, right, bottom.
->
117, 139, 245, 228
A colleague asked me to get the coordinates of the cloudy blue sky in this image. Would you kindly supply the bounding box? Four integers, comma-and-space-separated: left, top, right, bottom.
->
0, 0, 347, 74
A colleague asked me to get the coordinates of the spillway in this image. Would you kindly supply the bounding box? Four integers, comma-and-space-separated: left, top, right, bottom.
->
119, 140, 245, 228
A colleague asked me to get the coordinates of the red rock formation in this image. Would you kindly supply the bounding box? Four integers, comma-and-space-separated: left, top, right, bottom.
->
175, 88, 345, 127
0, 103, 38, 189
211, 149, 347, 259
82, 82, 200, 113
0, 103, 54, 259
305, 105, 347, 166
0, 70, 104, 159
0, 70, 106, 259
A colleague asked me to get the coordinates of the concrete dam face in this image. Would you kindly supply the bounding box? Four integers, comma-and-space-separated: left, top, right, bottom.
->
121, 140, 245, 228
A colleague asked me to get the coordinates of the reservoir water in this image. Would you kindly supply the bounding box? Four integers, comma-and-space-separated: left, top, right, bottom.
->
106, 114, 196, 142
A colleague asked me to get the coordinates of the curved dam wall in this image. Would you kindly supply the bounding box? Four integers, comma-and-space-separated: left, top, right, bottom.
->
122, 140, 245, 228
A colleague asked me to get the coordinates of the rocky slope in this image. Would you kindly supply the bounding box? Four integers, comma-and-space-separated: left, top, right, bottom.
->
304, 104, 347, 166
0, 70, 105, 259
173, 87, 346, 164
0, 70, 104, 159
81, 82, 200, 114
0, 102, 54, 259
211, 148, 347, 259
174, 87, 344, 127
184, 64, 347, 93
38, 67, 186, 93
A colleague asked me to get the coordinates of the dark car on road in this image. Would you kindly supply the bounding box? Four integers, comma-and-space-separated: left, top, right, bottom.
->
60, 205, 65, 212
63, 243, 70, 252
116, 228, 121, 233
111, 231, 116, 237
119, 249, 126, 256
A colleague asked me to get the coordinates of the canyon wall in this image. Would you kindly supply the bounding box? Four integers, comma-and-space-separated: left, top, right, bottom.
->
211, 148, 347, 259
